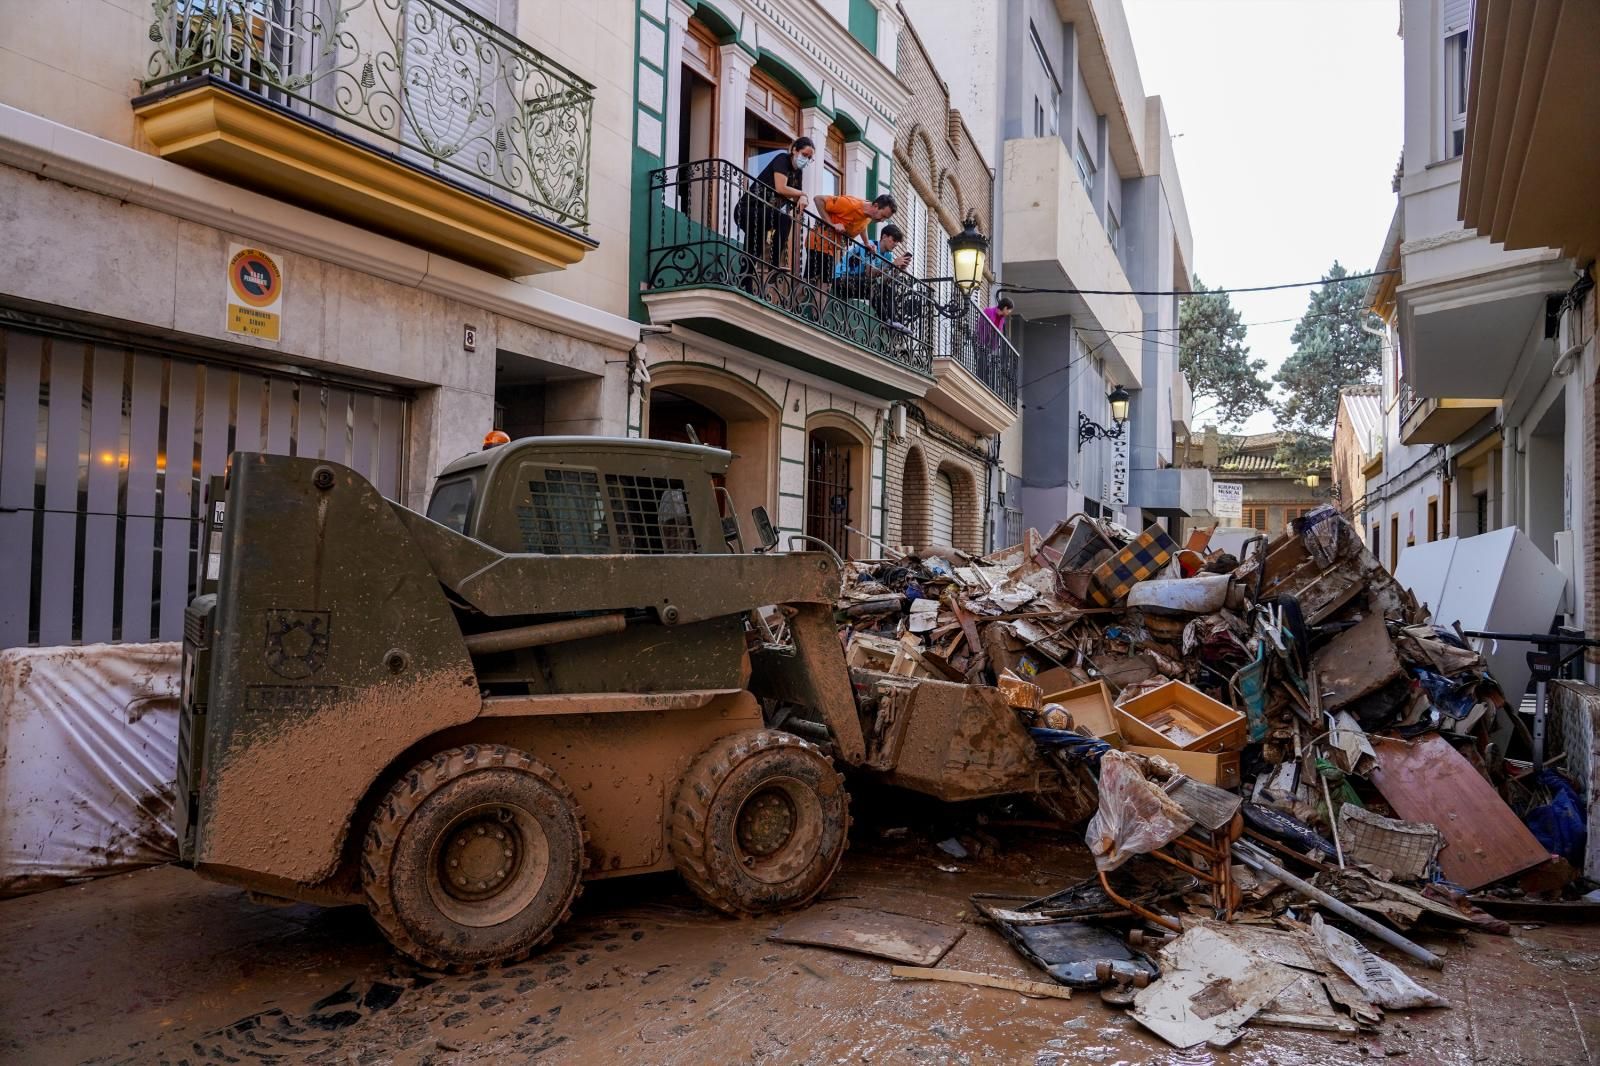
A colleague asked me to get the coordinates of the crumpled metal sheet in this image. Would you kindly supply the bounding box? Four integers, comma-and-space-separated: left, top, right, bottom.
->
0, 643, 181, 897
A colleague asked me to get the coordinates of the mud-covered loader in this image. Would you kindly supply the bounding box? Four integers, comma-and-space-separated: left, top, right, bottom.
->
179, 438, 1061, 968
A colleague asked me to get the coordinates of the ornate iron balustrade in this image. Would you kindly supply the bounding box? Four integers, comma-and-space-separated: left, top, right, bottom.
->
926, 276, 1020, 409
645, 158, 937, 376
143, 0, 592, 231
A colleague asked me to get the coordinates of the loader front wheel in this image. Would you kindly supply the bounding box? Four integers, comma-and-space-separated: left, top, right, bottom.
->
669, 730, 849, 916
362, 744, 585, 970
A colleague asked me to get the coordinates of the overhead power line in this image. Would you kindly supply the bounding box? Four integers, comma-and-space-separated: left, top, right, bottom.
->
998, 268, 1397, 300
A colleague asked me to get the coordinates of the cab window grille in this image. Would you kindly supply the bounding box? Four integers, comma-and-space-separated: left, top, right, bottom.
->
517, 469, 611, 554
605, 474, 698, 553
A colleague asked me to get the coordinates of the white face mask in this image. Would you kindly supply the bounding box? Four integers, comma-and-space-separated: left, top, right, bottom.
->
793, 153, 811, 172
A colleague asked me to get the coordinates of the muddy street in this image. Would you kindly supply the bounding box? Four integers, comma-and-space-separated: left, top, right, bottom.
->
3, 828, 1597, 1066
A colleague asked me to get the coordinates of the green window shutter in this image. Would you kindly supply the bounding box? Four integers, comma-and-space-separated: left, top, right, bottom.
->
848, 0, 879, 56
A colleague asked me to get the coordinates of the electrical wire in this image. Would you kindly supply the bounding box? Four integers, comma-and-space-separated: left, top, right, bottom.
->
998, 268, 1396, 300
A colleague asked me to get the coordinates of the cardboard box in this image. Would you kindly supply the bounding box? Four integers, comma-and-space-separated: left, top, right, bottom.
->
1040, 679, 1122, 747
1126, 745, 1242, 788
1114, 680, 1246, 753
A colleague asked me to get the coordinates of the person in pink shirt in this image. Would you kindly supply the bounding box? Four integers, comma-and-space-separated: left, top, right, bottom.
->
978, 296, 1014, 351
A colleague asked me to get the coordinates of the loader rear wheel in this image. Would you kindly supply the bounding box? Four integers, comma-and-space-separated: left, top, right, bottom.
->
362, 744, 585, 970
669, 730, 849, 916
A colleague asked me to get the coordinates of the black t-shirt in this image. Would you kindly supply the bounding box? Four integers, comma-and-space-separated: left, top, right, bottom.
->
754, 151, 798, 198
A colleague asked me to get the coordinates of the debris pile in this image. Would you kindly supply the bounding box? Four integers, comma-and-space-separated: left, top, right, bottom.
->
831, 506, 1595, 1049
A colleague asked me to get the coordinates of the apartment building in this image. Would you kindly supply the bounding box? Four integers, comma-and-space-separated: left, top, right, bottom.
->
1363, 0, 1589, 620
628, 0, 1018, 558
907, 0, 1206, 537
0, 0, 641, 649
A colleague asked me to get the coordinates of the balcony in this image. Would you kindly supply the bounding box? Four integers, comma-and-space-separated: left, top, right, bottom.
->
134, 0, 596, 277
643, 159, 938, 400
1000, 136, 1142, 388
1129, 466, 1214, 519
1398, 384, 1498, 446
1172, 368, 1194, 438
922, 280, 1020, 434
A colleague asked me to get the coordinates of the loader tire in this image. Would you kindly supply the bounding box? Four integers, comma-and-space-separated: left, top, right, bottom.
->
669, 729, 849, 916
362, 744, 586, 971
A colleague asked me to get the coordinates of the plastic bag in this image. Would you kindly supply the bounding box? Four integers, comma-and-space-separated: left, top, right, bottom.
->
1311, 915, 1449, 1010
1522, 770, 1586, 865
1085, 750, 1194, 872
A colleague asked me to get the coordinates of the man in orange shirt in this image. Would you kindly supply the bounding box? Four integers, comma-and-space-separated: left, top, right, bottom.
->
804, 193, 898, 282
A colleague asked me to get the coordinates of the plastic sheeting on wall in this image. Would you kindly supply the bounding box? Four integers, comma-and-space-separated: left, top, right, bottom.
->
0, 643, 180, 897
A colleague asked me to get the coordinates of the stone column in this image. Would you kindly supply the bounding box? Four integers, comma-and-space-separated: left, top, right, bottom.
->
800, 106, 833, 199
842, 139, 871, 200
661, 0, 693, 170
715, 44, 753, 167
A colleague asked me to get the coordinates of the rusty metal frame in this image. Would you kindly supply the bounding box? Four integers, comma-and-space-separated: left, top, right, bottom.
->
1096, 814, 1243, 933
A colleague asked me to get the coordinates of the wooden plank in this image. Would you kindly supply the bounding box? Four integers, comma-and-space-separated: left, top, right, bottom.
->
769, 905, 964, 966
889, 966, 1073, 1000
1369, 734, 1549, 890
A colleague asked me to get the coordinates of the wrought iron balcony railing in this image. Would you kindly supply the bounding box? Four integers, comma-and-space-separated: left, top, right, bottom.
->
645, 158, 939, 376
143, 0, 593, 232
925, 276, 1020, 409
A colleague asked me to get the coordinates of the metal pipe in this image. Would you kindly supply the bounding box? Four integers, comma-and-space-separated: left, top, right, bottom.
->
1233, 841, 1443, 970
463, 613, 627, 656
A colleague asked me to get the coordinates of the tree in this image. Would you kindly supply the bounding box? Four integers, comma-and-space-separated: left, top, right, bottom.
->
1179, 276, 1272, 428
1273, 261, 1383, 436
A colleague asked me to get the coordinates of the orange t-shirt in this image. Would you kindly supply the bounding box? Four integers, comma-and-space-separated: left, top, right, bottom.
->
807, 195, 873, 254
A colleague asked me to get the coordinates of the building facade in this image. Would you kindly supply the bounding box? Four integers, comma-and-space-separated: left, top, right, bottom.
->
1331, 384, 1383, 532
905, 0, 1207, 537
0, 0, 641, 648
628, 0, 1019, 559
1210, 433, 1333, 539
1362, 0, 1590, 629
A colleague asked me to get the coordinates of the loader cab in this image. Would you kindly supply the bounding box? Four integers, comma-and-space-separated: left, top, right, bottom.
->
426, 436, 735, 556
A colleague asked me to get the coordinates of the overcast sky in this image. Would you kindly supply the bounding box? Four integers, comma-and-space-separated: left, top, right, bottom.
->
1121, 0, 1404, 434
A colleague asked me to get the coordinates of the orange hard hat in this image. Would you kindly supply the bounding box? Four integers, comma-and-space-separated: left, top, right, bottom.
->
482, 429, 511, 449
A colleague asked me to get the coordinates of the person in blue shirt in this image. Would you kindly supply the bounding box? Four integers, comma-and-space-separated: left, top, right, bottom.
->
832, 224, 910, 321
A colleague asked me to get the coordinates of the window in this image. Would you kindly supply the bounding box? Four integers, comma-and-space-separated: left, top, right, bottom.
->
1474, 491, 1488, 535
1441, 479, 1452, 536
517, 468, 611, 554
1390, 514, 1400, 569
1106, 206, 1120, 252
1243, 506, 1269, 531
606, 474, 698, 553
1074, 134, 1096, 193
823, 126, 846, 198
1426, 497, 1439, 542
1372, 524, 1381, 556
1029, 23, 1060, 136
1445, 31, 1468, 158
426, 477, 476, 534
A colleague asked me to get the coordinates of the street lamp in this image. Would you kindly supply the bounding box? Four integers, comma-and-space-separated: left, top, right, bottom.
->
1304, 474, 1320, 489
948, 213, 988, 295
1077, 385, 1132, 451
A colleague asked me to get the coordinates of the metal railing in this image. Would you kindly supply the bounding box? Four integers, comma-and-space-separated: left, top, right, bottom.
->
925, 276, 1020, 408
1398, 381, 1423, 425
143, 0, 593, 231
645, 158, 939, 376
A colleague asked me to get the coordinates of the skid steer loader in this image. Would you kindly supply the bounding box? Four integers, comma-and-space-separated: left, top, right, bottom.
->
178, 438, 1062, 969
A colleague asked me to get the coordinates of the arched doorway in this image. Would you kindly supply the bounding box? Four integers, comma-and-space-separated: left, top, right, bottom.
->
899, 445, 929, 550
805, 411, 873, 559
935, 460, 980, 552
644, 365, 779, 532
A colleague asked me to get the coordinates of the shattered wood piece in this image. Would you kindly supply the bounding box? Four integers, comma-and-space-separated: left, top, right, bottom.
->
1311, 612, 1404, 712
950, 597, 983, 652
889, 966, 1074, 1000
1369, 734, 1550, 890
769, 905, 965, 966
998, 670, 1045, 711
1328, 711, 1373, 775
1130, 925, 1301, 1049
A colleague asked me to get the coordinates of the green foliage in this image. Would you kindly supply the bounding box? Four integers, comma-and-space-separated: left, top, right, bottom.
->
1272, 432, 1333, 479
1179, 276, 1272, 428
1274, 262, 1383, 435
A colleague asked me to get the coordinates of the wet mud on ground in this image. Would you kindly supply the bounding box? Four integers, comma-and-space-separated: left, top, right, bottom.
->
3, 827, 1598, 1065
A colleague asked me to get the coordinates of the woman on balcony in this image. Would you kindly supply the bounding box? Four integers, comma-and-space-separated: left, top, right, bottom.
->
738, 136, 814, 268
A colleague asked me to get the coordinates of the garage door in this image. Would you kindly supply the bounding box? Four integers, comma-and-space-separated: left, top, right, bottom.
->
930, 469, 955, 546
0, 325, 410, 649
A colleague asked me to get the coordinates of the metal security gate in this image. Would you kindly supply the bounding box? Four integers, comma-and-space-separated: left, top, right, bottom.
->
931, 469, 956, 546
806, 433, 853, 558
0, 325, 409, 649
